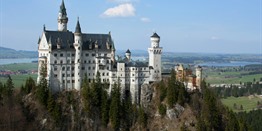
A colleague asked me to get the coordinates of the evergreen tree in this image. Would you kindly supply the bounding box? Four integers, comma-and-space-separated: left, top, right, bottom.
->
159, 80, 166, 102
109, 82, 121, 130
101, 83, 109, 127
36, 63, 49, 107
24, 77, 36, 94
5, 75, 14, 97
138, 106, 147, 128
81, 74, 92, 115
167, 69, 177, 107
177, 82, 187, 106
47, 91, 55, 114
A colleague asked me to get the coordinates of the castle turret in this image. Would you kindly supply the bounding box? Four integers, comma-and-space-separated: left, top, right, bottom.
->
196, 66, 202, 89
58, 0, 68, 32
148, 32, 162, 81
111, 37, 116, 63
125, 49, 131, 62
73, 18, 82, 90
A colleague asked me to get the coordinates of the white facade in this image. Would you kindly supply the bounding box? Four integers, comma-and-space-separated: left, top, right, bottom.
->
37, 1, 163, 104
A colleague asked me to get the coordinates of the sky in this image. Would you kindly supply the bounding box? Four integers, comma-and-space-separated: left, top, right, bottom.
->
0, 0, 261, 54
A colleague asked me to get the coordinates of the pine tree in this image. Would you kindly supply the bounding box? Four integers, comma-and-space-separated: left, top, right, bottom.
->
167, 69, 177, 107
109, 82, 121, 130
36, 63, 49, 107
159, 80, 166, 102
101, 83, 109, 127
138, 106, 147, 128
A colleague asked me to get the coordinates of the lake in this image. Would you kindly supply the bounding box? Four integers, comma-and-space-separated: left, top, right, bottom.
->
198, 61, 261, 67
0, 58, 38, 65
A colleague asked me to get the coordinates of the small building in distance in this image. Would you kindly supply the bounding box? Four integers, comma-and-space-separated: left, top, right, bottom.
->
175, 64, 202, 90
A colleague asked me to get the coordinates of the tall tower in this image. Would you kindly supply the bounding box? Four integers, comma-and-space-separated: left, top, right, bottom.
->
58, 0, 68, 32
148, 32, 162, 81
125, 49, 131, 62
73, 18, 82, 90
196, 66, 202, 89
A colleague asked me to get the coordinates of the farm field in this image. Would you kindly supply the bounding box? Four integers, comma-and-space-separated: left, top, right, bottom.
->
221, 96, 262, 112
0, 74, 37, 88
0, 63, 38, 87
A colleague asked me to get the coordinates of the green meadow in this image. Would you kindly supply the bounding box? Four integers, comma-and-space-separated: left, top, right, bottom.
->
221, 96, 262, 112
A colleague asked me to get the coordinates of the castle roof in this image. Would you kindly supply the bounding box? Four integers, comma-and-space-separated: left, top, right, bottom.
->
75, 18, 81, 34
59, 0, 67, 16
151, 32, 160, 38
44, 30, 114, 51
126, 49, 131, 53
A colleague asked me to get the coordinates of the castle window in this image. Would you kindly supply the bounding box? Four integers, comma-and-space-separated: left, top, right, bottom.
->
86, 53, 89, 56
67, 67, 70, 70
102, 73, 105, 76
62, 74, 65, 77
82, 67, 85, 70
72, 61, 74, 64
89, 60, 91, 63
60, 60, 63, 64
72, 67, 74, 70
107, 60, 109, 64
133, 74, 134, 76
78, 47, 80, 50
54, 60, 57, 64
54, 66, 57, 71
67, 53, 70, 57
54, 74, 57, 78
72, 53, 75, 57
132, 79, 134, 82
92, 53, 95, 56
60, 53, 63, 57
93, 60, 95, 63
107, 73, 109, 76
67, 60, 70, 64
89, 73, 90, 76
88, 67, 91, 70
98, 60, 101, 63
63, 80, 65, 83
133, 68, 134, 71
84, 60, 86, 63
93, 67, 95, 70
54, 53, 57, 57
72, 74, 74, 77
67, 80, 70, 83
72, 80, 75, 83
104, 54, 107, 57
62, 67, 65, 71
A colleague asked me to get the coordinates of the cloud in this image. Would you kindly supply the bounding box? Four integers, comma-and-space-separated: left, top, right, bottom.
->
101, 3, 135, 18
140, 17, 151, 23
211, 36, 219, 40
107, 0, 138, 3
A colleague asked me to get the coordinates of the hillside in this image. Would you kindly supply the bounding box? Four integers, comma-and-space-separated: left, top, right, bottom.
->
0, 46, 37, 58
0, 71, 251, 131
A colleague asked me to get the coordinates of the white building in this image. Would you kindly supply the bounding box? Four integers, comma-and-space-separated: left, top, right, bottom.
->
37, 0, 163, 103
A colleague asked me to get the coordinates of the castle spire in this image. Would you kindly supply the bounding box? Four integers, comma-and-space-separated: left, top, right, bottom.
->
75, 17, 82, 34
58, 0, 68, 31
59, 0, 67, 16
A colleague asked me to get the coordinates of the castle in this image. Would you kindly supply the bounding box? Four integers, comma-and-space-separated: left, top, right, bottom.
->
37, 0, 162, 103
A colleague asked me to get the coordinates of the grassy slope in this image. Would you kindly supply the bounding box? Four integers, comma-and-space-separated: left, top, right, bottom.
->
0, 63, 38, 87
221, 96, 262, 112
204, 69, 262, 84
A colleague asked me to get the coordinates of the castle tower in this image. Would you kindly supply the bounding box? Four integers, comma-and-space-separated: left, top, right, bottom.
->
196, 66, 202, 89
73, 18, 82, 90
148, 32, 162, 81
58, 0, 68, 32
125, 49, 131, 62
111, 42, 116, 63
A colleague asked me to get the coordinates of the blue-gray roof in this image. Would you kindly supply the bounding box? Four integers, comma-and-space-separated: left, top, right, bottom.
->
44, 30, 114, 51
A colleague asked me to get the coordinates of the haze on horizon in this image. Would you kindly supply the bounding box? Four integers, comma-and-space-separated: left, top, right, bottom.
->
0, 0, 261, 54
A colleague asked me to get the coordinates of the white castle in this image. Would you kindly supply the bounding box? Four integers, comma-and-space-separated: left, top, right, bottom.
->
37, 0, 162, 103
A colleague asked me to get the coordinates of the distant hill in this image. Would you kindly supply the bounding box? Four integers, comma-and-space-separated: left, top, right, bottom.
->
0, 46, 37, 59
